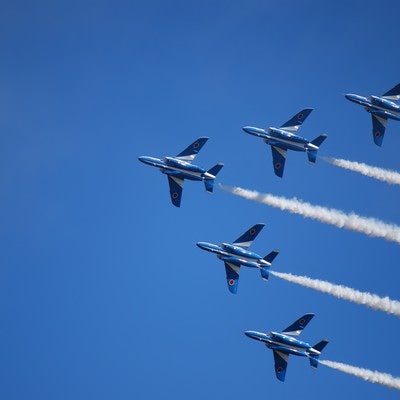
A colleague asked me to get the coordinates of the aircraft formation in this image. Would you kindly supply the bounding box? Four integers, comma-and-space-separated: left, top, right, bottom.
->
139, 83, 400, 382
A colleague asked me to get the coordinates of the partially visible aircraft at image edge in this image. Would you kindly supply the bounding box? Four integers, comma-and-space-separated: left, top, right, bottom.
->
138, 137, 224, 207
243, 109, 327, 177
245, 313, 329, 382
196, 223, 279, 294
345, 83, 400, 146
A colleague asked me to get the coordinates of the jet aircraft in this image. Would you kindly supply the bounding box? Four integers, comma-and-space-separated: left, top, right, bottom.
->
345, 83, 400, 146
245, 313, 328, 382
243, 109, 327, 177
138, 137, 223, 207
196, 223, 279, 294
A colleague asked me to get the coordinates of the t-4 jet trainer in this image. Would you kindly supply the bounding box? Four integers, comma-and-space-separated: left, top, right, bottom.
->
345, 83, 400, 146
243, 109, 327, 177
196, 223, 279, 294
138, 137, 224, 207
245, 313, 328, 382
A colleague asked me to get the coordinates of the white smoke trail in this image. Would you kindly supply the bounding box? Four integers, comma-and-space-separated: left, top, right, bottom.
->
323, 157, 400, 186
269, 271, 400, 318
219, 185, 400, 245
320, 359, 400, 391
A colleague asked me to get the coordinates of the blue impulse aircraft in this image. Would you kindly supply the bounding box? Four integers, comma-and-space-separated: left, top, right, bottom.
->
138, 137, 224, 207
196, 223, 279, 294
245, 313, 329, 382
243, 109, 327, 177
345, 83, 400, 146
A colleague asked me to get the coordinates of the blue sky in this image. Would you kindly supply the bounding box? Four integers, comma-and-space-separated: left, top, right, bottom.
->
0, 1, 399, 398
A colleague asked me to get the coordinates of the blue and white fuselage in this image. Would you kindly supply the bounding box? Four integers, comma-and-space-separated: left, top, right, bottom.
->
345, 94, 400, 121
345, 83, 400, 146
196, 242, 271, 269
196, 223, 279, 294
244, 313, 329, 382
243, 126, 319, 153
138, 156, 216, 182
244, 330, 320, 358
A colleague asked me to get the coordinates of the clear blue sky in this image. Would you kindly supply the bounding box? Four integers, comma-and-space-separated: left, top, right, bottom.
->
0, 1, 399, 398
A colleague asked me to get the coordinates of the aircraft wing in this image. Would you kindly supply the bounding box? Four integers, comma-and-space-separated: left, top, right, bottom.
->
224, 262, 240, 294
282, 313, 314, 336
280, 108, 313, 132
382, 83, 400, 100
233, 223, 265, 248
271, 146, 287, 177
176, 137, 209, 161
273, 350, 289, 382
371, 114, 387, 146
167, 176, 184, 207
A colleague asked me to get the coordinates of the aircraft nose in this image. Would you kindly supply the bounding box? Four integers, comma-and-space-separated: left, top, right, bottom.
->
345, 93, 356, 102
196, 242, 208, 250
138, 156, 147, 163
244, 331, 256, 339
242, 126, 252, 134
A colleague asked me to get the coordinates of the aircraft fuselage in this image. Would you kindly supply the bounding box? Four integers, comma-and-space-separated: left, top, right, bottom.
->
345, 93, 400, 121
196, 242, 270, 268
242, 126, 319, 152
138, 156, 216, 181
244, 330, 320, 358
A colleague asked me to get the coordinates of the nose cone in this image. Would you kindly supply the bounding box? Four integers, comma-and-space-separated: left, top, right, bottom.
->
244, 330, 257, 339
242, 126, 253, 134
138, 156, 148, 164
196, 242, 209, 251
345, 93, 357, 102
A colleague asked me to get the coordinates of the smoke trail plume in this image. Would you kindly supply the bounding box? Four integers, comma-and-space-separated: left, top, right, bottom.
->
270, 271, 400, 318
320, 359, 400, 391
323, 157, 400, 186
219, 185, 400, 244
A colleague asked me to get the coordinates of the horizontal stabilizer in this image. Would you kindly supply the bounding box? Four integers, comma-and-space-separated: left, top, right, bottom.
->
282, 313, 314, 336
260, 267, 269, 281
312, 339, 329, 352
263, 250, 279, 264
204, 179, 214, 193
310, 134, 328, 147
207, 162, 224, 177
307, 150, 317, 164
309, 356, 319, 369
382, 83, 400, 100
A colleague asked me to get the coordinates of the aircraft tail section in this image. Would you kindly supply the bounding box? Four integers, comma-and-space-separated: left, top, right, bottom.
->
312, 339, 329, 352
307, 150, 317, 164
260, 267, 269, 281
263, 250, 279, 264
309, 339, 329, 369
207, 163, 224, 177
310, 134, 328, 148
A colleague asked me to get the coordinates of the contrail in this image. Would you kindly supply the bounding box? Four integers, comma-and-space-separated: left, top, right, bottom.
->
270, 271, 400, 318
320, 359, 400, 391
219, 185, 400, 245
322, 157, 400, 185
